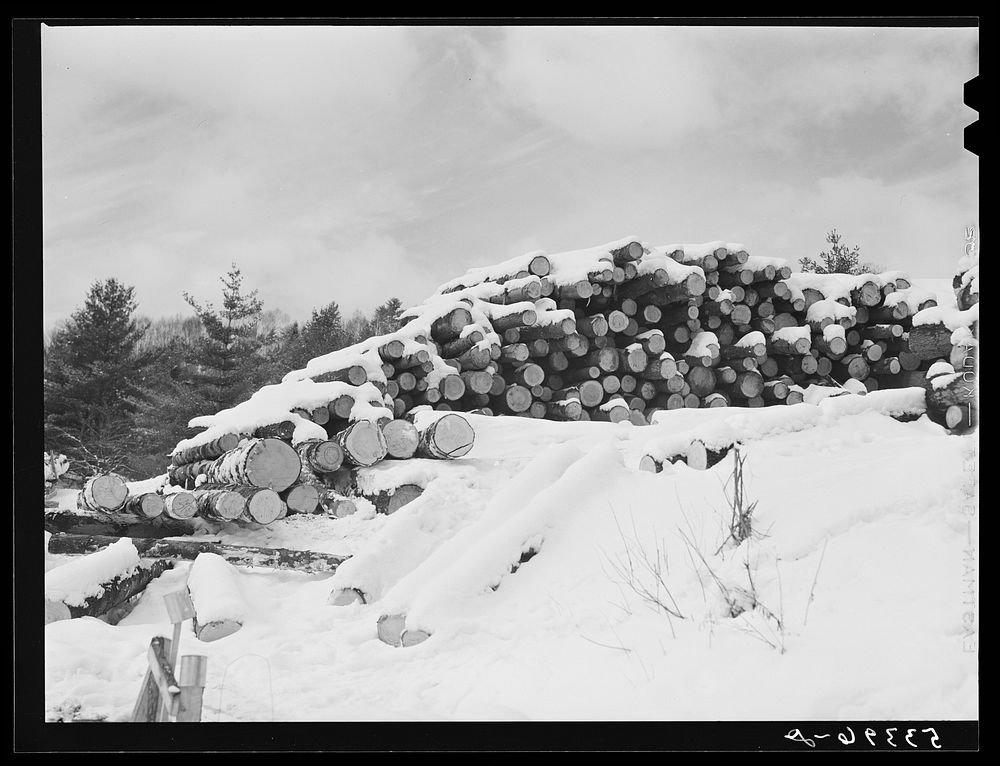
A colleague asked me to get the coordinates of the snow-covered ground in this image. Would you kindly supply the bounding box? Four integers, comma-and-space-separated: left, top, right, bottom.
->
45, 407, 979, 722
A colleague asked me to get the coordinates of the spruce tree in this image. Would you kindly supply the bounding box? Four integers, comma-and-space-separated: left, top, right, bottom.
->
182, 263, 274, 412
43, 278, 153, 474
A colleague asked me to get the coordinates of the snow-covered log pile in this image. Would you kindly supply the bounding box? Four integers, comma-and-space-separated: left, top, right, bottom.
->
159, 235, 977, 505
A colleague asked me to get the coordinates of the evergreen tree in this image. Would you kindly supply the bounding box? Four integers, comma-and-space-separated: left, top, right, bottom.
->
370, 297, 404, 336
799, 229, 883, 275
181, 263, 275, 412
43, 278, 154, 474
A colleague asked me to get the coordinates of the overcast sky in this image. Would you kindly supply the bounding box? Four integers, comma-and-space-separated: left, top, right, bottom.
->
41, 23, 978, 330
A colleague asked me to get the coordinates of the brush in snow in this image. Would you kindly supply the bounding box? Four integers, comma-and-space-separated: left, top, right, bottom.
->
48, 533, 349, 574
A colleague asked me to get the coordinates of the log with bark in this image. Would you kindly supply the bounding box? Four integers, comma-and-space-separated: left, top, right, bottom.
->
77, 474, 129, 513
171, 433, 240, 466
203, 437, 301, 492
333, 420, 389, 467
48, 533, 349, 574
281, 482, 321, 514
381, 418, 420, 459
415, 413, 476, 459
45, 551, 174, 625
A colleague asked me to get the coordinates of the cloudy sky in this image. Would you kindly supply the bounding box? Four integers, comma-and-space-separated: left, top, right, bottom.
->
42, 23, 978, 329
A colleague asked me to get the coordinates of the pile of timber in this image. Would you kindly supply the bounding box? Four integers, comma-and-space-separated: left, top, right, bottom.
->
262, 238, 978, 427
160, 410, 477, 521
144, 237, 977, 525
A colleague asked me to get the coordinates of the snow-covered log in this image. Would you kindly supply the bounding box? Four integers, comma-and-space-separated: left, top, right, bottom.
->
381, 418, 420, 459
48, 533, 348, 574
187, 553, 247, 642
44, 537, 173, 624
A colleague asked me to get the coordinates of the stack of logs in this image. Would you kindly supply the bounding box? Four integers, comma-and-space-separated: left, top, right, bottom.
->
285, 241, 977, 430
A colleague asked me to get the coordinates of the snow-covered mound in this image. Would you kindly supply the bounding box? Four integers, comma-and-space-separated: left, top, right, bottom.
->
45, 405, 978, 721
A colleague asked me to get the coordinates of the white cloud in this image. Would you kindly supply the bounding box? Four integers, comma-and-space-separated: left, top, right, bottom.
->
495, 26, 721, 148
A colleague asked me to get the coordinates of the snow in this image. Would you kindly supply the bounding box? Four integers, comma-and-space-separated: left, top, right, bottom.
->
186, 552, 248, 625
637, 252, 704, 284
45, 538, 140, 607
176, 379, 392, 452
926, 361, 956, 379
599, 396, 629, 413
883, 285, 937, 309
822, 324, 846, 343
930, 372, 962, 391
743, 254, 789, 270
806, 299, 856, 324
125, 474, 169, 497
772, 326, 810, 345
44, 410, 978, 721
686, 331, 719, 358
840, 379, 868, 396
735, 331, 765, 349
912, 303, 979, 330
659, 241, 747, 260
784, 272, 884, 303
435, 250, 549, 294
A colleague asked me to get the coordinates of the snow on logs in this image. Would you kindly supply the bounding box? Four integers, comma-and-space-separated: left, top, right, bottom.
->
44, 537, 173, 624
165, 237, 976, 510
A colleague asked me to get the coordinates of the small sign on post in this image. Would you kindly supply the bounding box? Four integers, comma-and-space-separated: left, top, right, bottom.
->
130, 589, 207, 723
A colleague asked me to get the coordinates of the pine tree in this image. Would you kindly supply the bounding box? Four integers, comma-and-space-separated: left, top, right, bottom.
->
44, 278, 154, 474
799, 230, 883, 275
370, 297, 404, 336
181, 263, 275, 412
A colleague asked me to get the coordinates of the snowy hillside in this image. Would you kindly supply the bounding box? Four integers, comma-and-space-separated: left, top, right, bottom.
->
45, 407, 978, 722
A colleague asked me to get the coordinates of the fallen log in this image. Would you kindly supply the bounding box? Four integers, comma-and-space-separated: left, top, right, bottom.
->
47, 533, 349, 574
44, 509, 197, 538
45, 539, 174, 625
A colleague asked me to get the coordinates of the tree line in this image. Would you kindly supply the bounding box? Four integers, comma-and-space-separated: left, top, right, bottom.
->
44, 263, 403, 480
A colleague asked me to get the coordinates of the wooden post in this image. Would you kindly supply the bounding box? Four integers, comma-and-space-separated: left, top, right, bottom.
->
176, 655, 209, 723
